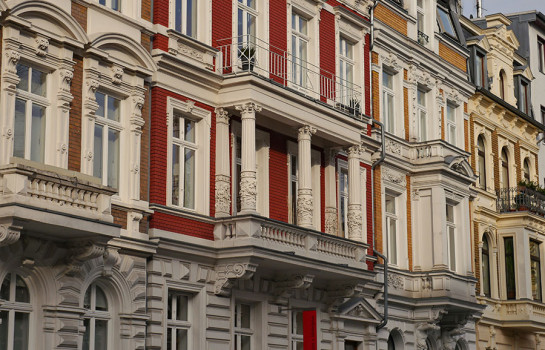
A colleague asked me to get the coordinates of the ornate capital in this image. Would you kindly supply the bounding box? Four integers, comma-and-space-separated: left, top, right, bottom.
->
235, 102, 262, 117
297, 125, 316, 141
215, 108, 230, 125
347, 145, 363, 158
0, 224, 22, 247
214, 262, 258, 296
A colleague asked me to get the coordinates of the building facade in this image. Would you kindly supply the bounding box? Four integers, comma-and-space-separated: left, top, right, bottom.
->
462, 13, 545, 349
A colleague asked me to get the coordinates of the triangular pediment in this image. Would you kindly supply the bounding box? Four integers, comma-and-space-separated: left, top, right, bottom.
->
334, 297, 382, 323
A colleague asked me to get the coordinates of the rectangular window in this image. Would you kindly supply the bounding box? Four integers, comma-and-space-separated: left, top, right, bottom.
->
446, 204, 456, 271
173, 0, 197, 38
539, 39, 545, 73
291, 310, 304, 350
385, 194, 397, 265
93, 92, 121, 188
446, 103, 456, 146
14, 64, 48, 163
237, 0, 257, 62
171, 114, 197, 209
339, 36, 355, 106
474, 53, 486, 87
520, 81, 529, 114
291, 12, 309, 88
99, 0, 120, 11
167, 291, 191, 350
417, 88, 427, 141
288, 152, 298, 225
417, 0, 428, 45
530, 240, 542, 301
541, 106, 545, 124
339, 165, 349, 238
234, 303, 253, 350
504, 237, 516, 299
437, 6, 458, 39
382, 71, 395, 134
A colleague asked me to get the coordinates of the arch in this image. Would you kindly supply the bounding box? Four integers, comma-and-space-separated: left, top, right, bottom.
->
455, 338, 469, 350
10, 1, 88, 44
477, 135, 487, 189
90, 33, 157, 73
387, 328, 405, 349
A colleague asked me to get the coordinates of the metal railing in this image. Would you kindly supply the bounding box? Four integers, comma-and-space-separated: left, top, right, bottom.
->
216, 35, 363, 116
497, 187, 545, 216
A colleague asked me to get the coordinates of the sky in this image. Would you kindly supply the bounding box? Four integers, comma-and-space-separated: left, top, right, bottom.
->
461, 0, 545, 18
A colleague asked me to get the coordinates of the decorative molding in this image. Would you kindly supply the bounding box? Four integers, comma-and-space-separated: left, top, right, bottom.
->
387, 273, 404, 289
35, 36, 49, 57
326, 283, 365, 308
239, 171, 257, 211
0, 224, 22, 247
272, 274, 314, 299
111, 65, 124, 85
381, 52, 402, 73
214, 262, 258, 296
64, 242, 105, 276
415, 322, 441, 349
296, 188, 313, 226
215, 108, 230, 124
382, 167, 406, 186
347, 204, 362, 240
215, 175, 231, 216
102, 247, 121, 277
324, 207, 338, 235
385, 139, 401, 155
298, 125, 316, 140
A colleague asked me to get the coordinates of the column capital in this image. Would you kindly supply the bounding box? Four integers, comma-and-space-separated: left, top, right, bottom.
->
298, 125, 316, 141
235, 102, 262, 116
347, 144, 364, 158
215, 107, 230, 124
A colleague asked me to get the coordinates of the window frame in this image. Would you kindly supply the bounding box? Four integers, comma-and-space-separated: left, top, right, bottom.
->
382, 70, 395, 134
290, 310, 304, 349
436, 4, 458, 40
166, 290, 192, 350
338, 159, 349, 238
538, 38, 545, 74
234, 302, 254, 350
504, 236, 516, 300
98, 0, 120, 11
82, 283, 111, 350
417, 87, 428, 142
338, 35, 355, 106
446, 202, 456, 272
290, 11, 310, 89
446, 102, 457, 146
482, 235, 491, 297
501, 147, 510, 189
385, 193, 398, 266
477, 135, 487, 190
0, 272, 32, 350
530, 239, 542, 301
523, 158, 531, 182
170, 0, 198, 38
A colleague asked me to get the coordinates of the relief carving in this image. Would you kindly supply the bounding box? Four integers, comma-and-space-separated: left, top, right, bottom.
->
0, 224, 22, 247
382, 167, 406, 186
296, 189, 313, 226
215, 175, 231, 216
387, 273, 404, 289
35, 37, 49, 57
347, 204, 362, 240
324, 207, 338, 235
214, 262, 258, 296
239, 172, 257, 210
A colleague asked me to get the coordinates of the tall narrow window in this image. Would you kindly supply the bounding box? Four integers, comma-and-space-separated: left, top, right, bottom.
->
173, 0, 197, 38
417, 0, 427, 45
233, 135, 242, 214
171, 114, 196, 209
288, 152, 298, 225
436, 6, 458, 39
523, 158, 531, 182
234, 303, 253, 350
98, 0, 120, 11
520, 81, 529, 114
93, 92, 121, 188
387, 335, 395, 350
237, 0, 257, 59
482, 235, 491, 297
291, 310, 304, 350
83, 284, 109, 350
0, 273, 31, 350
417, 88, 427, 141
14, 63, 47, 163
504, 237, 516, 299
446, 203, 456, 271
477, 136, 487, 190
499, 70, 506, 100
339, 165, 349, 238
339, 36, 354, 106
382, 71, 395, 134
501, 148, 509, 189
539, 39, 545, 73
446, 103, 456, 146
474, 52, 486, 87
530, 240, 542, 301
291, 12, 309, 88
167, 291, 191, 350
385, 194, 397, 265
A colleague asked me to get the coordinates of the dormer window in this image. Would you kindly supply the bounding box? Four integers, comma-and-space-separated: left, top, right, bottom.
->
520, 80, 529, 114
515, 75, 531, 115
437, 5, 458, 39
474, 52, 486, 88
499, 70, 506, 100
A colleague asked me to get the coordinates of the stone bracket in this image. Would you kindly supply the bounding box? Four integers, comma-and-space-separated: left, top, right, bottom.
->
272, 274, 314, 300
0, 223, 22, 247
214, 262, 258, 296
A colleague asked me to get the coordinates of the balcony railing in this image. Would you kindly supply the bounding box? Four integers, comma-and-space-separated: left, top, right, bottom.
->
497, 187, 545, 216
216, 35, 363, 117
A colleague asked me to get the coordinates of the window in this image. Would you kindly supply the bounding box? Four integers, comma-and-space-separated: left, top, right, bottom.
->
234, 303, 253, 350
345, 341, 360, 350
520, 80, 529, 114
474, 52, 485, 87
237, 0, 257, 57
291, 310, 304, 350
530, 240, 542, 301
523, 158, 531, 181
436, 5, 457, 39
499, 70, 506, 100
541, 106, 545, 124
291, 12, 309, 87
477, 135, 486, 190
417, 88, 427, 141
382, 71, 395, 134
501, 148, 509, 189
417, 0, 428, 45
171, 113, 196, 209
339, 36, 355, 106
167, 291, 191, 350
504, 237, 516, 299
93, 92, 121, 188
538, 38, 545, 73
387, 335, 395, 350
385, 194, 398, 265
446, 203, 456, 271
83, 283, 109, 350
288, 151, 298, 225
0, 273, 31, 350
14, 63, 47, 163
446, 103, 456, 146
339, 164, 349, 237
233, 134, 243, 214
98, 0, 120, 11
482, 235, 491, 297
172, 0, 197, 38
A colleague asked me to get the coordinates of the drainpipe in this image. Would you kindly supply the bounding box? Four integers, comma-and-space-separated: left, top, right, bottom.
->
369, 0, 389, 331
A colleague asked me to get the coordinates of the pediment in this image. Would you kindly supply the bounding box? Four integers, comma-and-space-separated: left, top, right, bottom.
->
334, 297, 382, 323
445, 156, 475, 178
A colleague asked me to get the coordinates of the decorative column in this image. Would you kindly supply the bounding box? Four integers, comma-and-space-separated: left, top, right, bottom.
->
235, 102, 261, 213
324, 149, 338, 235
215, 108, 231, 216
347, 145, 363, 241
297, 125, 316, 228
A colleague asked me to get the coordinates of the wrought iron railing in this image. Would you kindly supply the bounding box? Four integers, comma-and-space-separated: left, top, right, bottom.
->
216, 35, 363, 117
418, 31, 429, 45
496, 187, 545, 216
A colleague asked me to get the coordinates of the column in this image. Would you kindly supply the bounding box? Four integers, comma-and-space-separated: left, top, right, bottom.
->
215, 108, 231, 217
347, 145, 363, 241
235, 102, 261, 213
324, 149, 338, 235
297, 125, 316, 228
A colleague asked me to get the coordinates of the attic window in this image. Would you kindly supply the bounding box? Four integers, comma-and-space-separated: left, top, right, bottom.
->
437, 6, 458, 39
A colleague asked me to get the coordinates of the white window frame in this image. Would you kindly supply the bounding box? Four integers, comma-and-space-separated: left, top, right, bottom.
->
290, 11, 310, 89
417, 87, 428, 142
385, 193, 398, 266
98, 0, 120, 11
446, 102, 457, 146
290, 310, 304, 349
538, 38, 545, 73
166, 290, 192, 350
338, 35, 355, 106
170, 112, 197, 209
0, 272, 33, 350
288, 142, 299, 225
170, 0, 198, 38
14, 63, 49, 164
237, 0, 258, 48
234, 302, 254, 349
382, 70, 396, 134
166, 98, 211, 214
83, 283, 111, 350
446, 203, 456, 272
93, 91, 122, 188
338, 159, 349, 238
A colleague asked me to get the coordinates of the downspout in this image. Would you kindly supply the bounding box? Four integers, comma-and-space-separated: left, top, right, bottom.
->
369, 0, 389, 331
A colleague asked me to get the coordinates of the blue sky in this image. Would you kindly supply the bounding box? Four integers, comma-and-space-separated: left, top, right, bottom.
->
461, 0, 545, 18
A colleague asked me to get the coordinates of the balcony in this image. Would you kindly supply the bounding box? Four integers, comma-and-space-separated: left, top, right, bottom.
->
480, 298, 545, 331
0, 159, 119, 245
497, 187, 545, 216
216, 35, 363, 117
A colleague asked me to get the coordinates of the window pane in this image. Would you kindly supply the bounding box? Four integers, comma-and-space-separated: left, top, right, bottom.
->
437, 7, 457, 37
30, 104, 46, 163
93, 124, 103, 179
173, 115, 181, 139
293, 311, 303, 334
15, 275, 29, 303
385, 195, 395, 214
241, 335, 251, 350
16, 64, 29, 92
238, 9, 244, 38
0, 274, 10, 301
82, 318, 90, 350
386, 94, 394, 133
14, 312, 29, 350
482, 248, 490, 296
84, 287, 91, 309
111, 0, 119, 11
446, 204, 454, 223
0, 311, 7, 350
172, 145, 180, 206
449, 125, 456, 146
184, 149, 195, 209
31, 68, 47, 97
382, 71, 393, 89
175, 0, 182, 32
417, 89, 426, 106
389, 218, 397, 265
184, 119, 195, 143
447, 105, 455, 121
99, 0, 106, 5
95, 285, 108, 311
187, 0, 197, 38
14, 99, 26, 158
240, 304, 251, 329
449, 227, 456, 270
107, 96, 120, 122
167, 328, 173, 349
176, 328, 188, 350
95, 319, 108, 349
96, 92, 105, 118
176, 294, 188, 321
475, 55, 483, 86
505, 237, 516, 299
419, 110, 427, 141
107, 129, 120, 188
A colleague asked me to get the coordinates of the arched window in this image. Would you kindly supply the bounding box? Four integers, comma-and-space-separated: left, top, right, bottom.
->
388, 335, 395, 350
482, 235, 491, 297
387, 329, 403, 350
501, 148, 509, 189
499, 70, 506, 100
83, 283, 110, 350
523, 158, 531, 182
426, 338, 434, 350
477, 135, 486, 190
0, 272, 31, 350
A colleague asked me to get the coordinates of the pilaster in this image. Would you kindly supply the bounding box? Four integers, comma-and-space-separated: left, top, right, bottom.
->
297, 125, 316, 228
215, 107, 231, 216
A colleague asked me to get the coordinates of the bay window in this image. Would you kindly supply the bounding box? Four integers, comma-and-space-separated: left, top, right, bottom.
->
530, 240, 542, 301
172, 0, 197, 38
446, 102, 456, 146
14, 63, 48, 163
291, 12, 309, 88
382, 70, 395, 134
83, 283, 109, 350
167, 291, 192, 350
93, 92, 121, 188
0, 273, 31, 350
171, 113, 196, 209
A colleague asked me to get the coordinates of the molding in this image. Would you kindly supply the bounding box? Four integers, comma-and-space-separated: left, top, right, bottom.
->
214, 262, 258, 296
